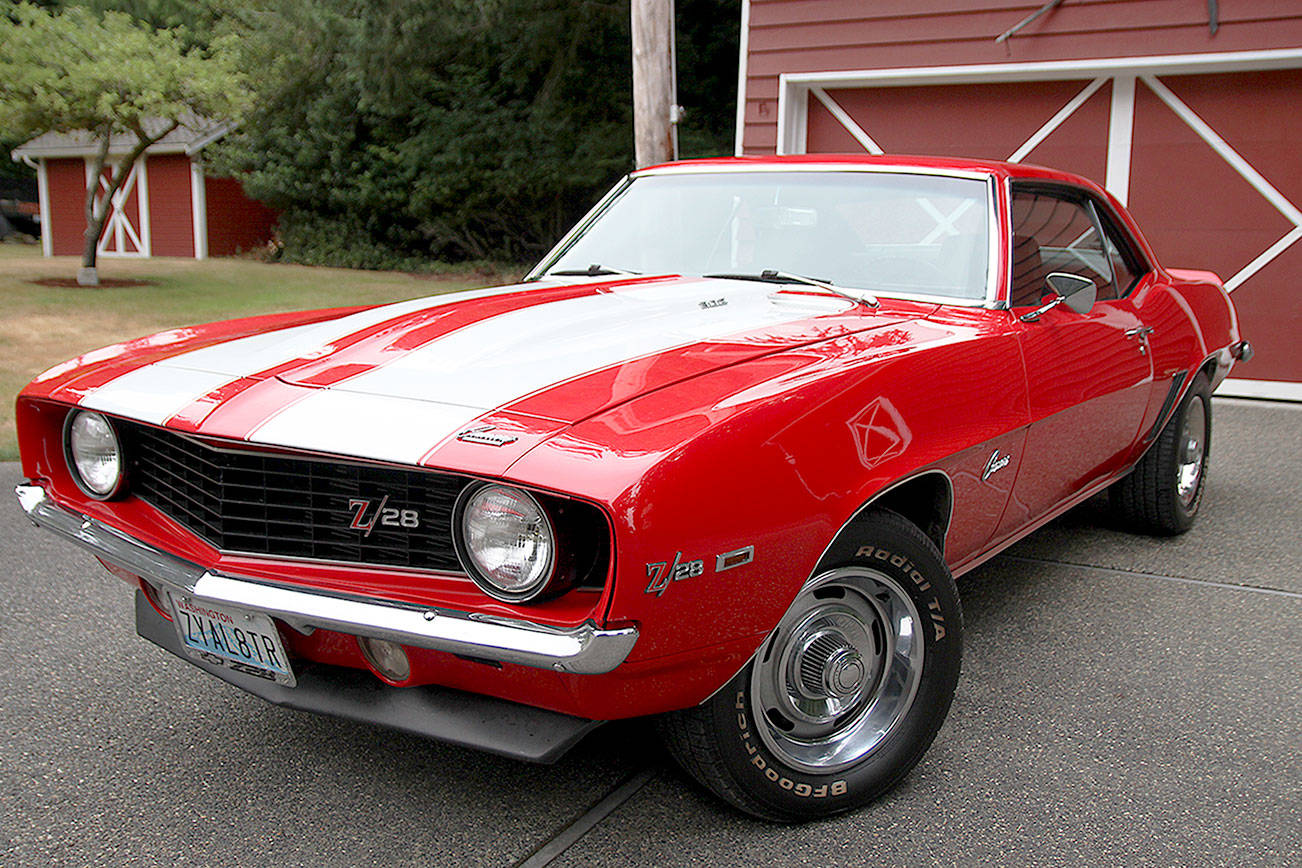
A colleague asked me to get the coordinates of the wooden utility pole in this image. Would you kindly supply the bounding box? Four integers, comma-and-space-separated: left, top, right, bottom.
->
631, 0, 677, 168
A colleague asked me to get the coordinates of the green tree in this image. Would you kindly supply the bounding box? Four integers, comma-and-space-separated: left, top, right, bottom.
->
212, 0, 739, 268
0, 2, 249, 284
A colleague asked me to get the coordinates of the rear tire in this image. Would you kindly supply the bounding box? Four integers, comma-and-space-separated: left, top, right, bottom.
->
1110, 373, 1211, 535
659, 510, 962, 821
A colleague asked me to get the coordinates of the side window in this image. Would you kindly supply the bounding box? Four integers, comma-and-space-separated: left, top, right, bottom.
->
1009, 188, 1116, 306
1090, 201, 1146, 297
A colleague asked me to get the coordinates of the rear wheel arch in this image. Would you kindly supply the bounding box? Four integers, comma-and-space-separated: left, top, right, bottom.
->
1198, 356, 1220, 392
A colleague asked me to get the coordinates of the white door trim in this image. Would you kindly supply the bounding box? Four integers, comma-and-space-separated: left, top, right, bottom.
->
190, 157, 208, 260
1105, 76, 1136, 205
84, 157, 150, 258
36, 158, 52, 258
775, 48, 1302, 156
733, 0, 752, 156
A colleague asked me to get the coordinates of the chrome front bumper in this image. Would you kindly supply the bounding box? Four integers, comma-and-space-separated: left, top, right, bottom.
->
16, 484, 637, 675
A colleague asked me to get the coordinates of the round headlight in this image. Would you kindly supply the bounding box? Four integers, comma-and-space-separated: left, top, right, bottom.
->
65, 410, 123, 498
458, 484, 555, 601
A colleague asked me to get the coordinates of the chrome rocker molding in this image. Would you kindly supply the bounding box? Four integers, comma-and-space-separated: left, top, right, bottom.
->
16, 484, 637, 675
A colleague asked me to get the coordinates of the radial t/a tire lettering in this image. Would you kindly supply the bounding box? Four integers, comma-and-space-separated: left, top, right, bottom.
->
1110, 372, 1212, 536
658, 510, 962, 822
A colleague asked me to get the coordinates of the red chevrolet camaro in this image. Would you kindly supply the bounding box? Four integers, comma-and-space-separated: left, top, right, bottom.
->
15, 155, 1251, 820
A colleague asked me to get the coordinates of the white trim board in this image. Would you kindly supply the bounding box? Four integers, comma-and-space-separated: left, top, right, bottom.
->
191, 157, 208, 260
777, 48, 1302, 92
1105, 76, 1135, 205
774, 48, 1302, 156
734, 0, 751, 156
1215, 378, 1302, 402
36, 158, 52, 258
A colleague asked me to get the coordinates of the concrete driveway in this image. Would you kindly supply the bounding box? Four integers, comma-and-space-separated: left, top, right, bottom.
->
2, 397, 1298, 867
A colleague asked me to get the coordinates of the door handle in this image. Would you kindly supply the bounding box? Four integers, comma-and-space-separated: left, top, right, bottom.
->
1125, 325, 1154, 355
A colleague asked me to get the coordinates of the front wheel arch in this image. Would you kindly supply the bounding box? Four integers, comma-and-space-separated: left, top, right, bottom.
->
821, 471, 954, 567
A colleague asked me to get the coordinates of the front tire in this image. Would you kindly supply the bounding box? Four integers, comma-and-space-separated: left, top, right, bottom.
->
1110, 372, 1211, 535
659, 510, 962, 821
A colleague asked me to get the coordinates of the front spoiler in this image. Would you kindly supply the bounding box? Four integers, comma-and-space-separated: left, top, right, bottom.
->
135, 592, 601, 762
15, 483, 638, 675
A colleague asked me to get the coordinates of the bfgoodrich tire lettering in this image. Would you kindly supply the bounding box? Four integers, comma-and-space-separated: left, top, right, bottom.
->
659, 510, 962, 821
1110, 372, 1212, 536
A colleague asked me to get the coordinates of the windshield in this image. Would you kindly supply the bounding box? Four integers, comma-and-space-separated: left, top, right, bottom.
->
539, 170, 992, 301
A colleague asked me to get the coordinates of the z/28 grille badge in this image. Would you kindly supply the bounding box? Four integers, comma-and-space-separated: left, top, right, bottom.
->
457, 426, 520, 446
349, 496, 420, 536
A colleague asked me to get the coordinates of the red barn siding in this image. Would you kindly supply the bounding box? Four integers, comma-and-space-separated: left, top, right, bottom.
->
742, 0, 1302, 154
37, 153, 274, 261
146, 154, 194, 258
45, 159, 86, 257
204, 176, 277, 257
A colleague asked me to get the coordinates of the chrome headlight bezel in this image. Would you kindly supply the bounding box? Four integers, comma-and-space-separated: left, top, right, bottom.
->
63, 410, 126, 500
453, 483, 558, 603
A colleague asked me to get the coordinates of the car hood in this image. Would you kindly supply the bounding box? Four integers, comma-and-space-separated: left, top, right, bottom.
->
69, 275, 917, 467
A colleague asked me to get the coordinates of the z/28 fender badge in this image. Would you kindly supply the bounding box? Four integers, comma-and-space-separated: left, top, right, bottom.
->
646, 545, 754, 596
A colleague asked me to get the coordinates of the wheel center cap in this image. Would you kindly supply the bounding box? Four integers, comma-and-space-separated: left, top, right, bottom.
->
824, 648, 866, 697
795, 630, 869, 701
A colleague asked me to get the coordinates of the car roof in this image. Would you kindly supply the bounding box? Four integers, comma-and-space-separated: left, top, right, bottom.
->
634, 153, 1099, 188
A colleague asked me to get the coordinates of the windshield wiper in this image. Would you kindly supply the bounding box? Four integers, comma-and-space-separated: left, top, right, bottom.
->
547, 264, 642, 277
704, 269, 878, 308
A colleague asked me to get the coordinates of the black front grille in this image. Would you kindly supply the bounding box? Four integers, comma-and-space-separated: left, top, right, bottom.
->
123, 422, 473, 571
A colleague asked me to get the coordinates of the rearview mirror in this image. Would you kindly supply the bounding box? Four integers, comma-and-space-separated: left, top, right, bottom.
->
1046, 272, 1096, 314
1020, 272, 1097, 322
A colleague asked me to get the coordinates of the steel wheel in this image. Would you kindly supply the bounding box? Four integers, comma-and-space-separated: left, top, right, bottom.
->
1110, 372, 1212, 535
750, 566, 925, 773
658, 510, 961, 822
1176, 395, 1207, 509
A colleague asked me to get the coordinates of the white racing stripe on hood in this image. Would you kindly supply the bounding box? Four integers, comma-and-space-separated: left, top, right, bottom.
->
78, 283, 544, 425
246, 392, 480, 466
249, 280, 848, 462
81, 366, 234, 423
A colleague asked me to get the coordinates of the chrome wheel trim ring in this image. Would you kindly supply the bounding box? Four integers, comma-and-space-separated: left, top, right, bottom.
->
1177, 396, 1207, 508
750, 566, 925, 774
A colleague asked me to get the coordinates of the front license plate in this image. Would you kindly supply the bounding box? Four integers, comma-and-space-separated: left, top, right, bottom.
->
170, 596, 296, 687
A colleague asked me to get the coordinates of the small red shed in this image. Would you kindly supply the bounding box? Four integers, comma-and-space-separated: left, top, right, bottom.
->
735, 0, 1302, 400
12, 121, 275, 261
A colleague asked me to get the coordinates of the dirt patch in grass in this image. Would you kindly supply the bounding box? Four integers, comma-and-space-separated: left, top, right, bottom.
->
30, 277, 157, 288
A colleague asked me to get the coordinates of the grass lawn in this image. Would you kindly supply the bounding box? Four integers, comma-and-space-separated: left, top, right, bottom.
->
0, 244, 519, 461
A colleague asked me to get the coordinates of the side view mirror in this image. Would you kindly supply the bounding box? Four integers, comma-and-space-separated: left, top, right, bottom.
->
1020, 272, 1096, 322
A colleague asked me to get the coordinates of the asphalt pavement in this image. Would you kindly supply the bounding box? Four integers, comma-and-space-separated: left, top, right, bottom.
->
2, 397, 1298, 867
